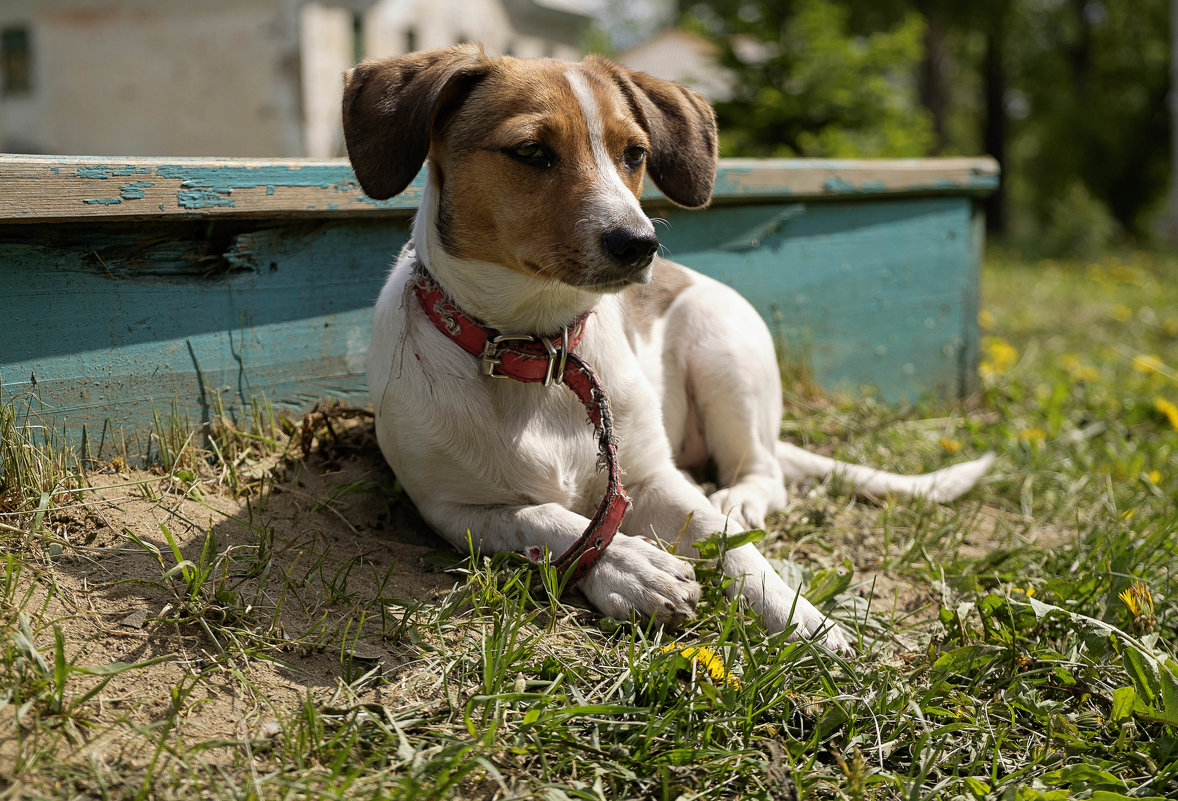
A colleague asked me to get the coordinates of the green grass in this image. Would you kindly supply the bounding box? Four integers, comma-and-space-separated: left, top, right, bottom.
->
1, 252, 1176, 799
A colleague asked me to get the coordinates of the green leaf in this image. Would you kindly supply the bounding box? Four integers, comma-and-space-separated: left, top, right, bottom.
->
963, 777, 990, 799
73, 652, 175, 677
1159, 658, 1178, 727
1122, 647, 1161, 705
1110, 686, 1137, 723
931, 645, 1003, 677
693, 529, 765, 559
1041, 763, 1125, 792
53, 626, 67, 698
806, 560, 853, 605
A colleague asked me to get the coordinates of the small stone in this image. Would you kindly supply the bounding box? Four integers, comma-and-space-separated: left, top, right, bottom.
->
120, 610, 149, 630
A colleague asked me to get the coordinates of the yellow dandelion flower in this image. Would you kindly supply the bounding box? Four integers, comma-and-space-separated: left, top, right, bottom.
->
1155, 397, 1178, 429
1018, 427, 1046, 443
1118, 581, 1156, 634
1058, 353, 1099, 381
939, 436, 963, 454
662, 644, 741, 687
978, 309, 995, 330
1146, 470, 1162, 484
1111, 305, 1133, 323
1133, 354, 1166, 375
980, 337, 1018, 378
1011, 586, 1036, 597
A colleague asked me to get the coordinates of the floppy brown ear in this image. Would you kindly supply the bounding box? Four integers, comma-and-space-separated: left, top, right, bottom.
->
590, 56, 719, 209
343, 44, 490, 200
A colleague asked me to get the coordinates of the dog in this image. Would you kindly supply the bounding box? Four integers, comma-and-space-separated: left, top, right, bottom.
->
343, 45, 993, 653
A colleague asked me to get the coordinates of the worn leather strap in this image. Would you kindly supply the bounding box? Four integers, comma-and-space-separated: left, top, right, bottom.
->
412, 267, 630, 585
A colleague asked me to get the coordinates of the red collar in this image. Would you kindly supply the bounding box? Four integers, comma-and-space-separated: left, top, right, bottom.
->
412, 269, 589, 386
412, 267, 629, 586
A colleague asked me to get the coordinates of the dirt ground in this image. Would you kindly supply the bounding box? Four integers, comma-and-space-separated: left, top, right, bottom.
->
4, 413, 464, 775
4, 410, 1027, 785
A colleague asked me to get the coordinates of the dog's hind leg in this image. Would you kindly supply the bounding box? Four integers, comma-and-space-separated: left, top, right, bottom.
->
668, 281, 788, 531
776, 441, 994, 502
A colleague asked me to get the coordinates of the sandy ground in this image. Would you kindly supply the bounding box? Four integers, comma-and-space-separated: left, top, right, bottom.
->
3, 413, 462, 776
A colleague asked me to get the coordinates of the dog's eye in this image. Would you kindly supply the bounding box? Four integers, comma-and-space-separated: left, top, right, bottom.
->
622, 146, 647, 168
507, 142, 552, 168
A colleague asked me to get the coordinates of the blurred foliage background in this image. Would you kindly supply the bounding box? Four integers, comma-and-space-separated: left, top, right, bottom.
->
597, 0, 1175, 256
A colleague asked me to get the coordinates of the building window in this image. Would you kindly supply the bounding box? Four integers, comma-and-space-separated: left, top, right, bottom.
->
2, 26, 31, 96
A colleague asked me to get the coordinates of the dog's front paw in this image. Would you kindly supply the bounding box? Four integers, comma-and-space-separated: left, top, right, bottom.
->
724, 558, 853, 655
578, 533, 700, 627
754, 583, 853, 655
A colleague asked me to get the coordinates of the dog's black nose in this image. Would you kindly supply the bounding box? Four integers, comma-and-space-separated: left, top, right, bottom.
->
602, 227, 659, 269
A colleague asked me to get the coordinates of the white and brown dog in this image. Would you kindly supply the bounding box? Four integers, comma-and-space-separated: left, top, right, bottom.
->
344, 45, 992, 653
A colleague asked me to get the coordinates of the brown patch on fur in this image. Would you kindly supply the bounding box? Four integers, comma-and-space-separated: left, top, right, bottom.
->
587, 55, 719, 209
343, 44, 491, 200
622, 257, 695, 337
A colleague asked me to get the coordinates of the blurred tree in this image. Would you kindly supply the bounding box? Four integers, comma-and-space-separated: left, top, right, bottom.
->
1008, 0, 1170, 241
684, 0, 1173, 244
682, 0, 933, 158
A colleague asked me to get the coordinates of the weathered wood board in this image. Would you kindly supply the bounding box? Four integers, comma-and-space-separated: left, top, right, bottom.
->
0, 156, 997, 459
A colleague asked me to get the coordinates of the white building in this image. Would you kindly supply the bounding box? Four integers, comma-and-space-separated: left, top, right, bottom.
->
617, 27, 734, 103
0, 0, 593, 158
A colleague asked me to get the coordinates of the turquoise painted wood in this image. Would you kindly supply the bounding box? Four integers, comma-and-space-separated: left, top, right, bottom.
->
0, 156, 996, 460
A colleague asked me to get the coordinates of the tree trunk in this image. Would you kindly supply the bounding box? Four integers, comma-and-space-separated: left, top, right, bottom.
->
983, 9, 1007, 235
1169, 0, 1178, 239
920, 12, 948, 154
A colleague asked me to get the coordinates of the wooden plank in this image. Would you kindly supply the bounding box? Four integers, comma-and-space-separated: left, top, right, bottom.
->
661, 196, 981, 400
706, 157, 1000, 204
0, 155, 999, 223
1, 156, 994, 451
1, 218, 407, 459
1, 195, 980, 451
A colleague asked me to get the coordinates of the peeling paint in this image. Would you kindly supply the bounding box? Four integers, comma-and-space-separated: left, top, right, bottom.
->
75, 164, 154, 180
156, 164, 365, 211
83, 197, 122, 205
177, 187, 235, 209
119, 181, 154, 200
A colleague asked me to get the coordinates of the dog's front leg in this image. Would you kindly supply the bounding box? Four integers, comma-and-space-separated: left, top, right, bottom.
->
421, 501, 700, 626
625, 472, 853, 654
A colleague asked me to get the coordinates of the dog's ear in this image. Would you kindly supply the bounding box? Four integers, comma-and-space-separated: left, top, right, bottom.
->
591, 57, 719, 209
343, 45, 490, 200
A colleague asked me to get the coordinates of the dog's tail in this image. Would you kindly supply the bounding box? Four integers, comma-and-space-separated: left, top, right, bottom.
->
775, 441, 995, 503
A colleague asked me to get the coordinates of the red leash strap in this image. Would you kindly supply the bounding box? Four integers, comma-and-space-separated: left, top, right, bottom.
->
412, 269, 630, 585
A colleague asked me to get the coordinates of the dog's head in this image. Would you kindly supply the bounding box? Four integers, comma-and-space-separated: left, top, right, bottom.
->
343, 45, 718, 291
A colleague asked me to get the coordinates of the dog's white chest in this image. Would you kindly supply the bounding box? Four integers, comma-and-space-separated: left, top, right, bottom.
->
485, 380, 604, 511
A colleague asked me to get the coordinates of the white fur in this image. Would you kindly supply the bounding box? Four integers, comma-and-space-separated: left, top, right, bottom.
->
367, 67, 992, 656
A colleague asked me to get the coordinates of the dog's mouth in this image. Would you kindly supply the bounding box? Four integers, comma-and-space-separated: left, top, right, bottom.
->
524, 256, 654, 293
589, 262, 654, 292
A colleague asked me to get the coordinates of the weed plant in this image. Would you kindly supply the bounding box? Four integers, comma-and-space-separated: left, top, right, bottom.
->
0, 252, 1175, 799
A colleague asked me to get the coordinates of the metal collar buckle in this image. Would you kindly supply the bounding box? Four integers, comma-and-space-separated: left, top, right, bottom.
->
480, 327, 570, 386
